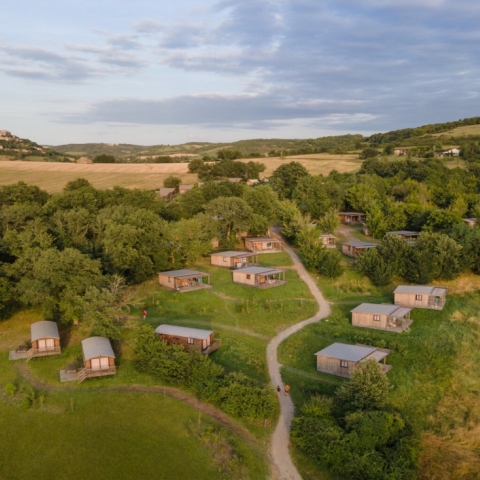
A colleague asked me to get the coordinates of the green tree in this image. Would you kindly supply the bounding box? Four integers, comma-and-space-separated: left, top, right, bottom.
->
296, 227, 327, 270
357, 248, 393, 286
93, 154, 116, 163
318, 250, 344, 278
270, 162, 310, 199
317, 207, 339, 233
277, 200, 310, 242
365, 204, 388, 238
292, 175, 332, 219
243, 185, 279, 222
188, 158, 204, 173
163, 175, 182, 191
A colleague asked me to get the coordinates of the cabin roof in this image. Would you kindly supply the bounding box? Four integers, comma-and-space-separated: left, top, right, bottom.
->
464, 218, 477, 222
228, 177, 242, 182
338, 212, 365, 215
30, 321, 60, 342
315, 342, 376, 361
154, 324, 214, 340
158, 269, 209, 278
82, 336, 115, 361
234, 266, 283, 275
343, 241, 377, 248
394, 285, 447, 295
244, 236, 279, 242
179, 184, 194, 189
351, 303, 412, 316
386, 230, 419, 236
211, 251, 256, 258
157, 187, 175, 196
320, 233, 336, 239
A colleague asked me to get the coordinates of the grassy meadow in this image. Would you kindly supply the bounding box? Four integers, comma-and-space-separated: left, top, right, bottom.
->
0, 251, 316, 478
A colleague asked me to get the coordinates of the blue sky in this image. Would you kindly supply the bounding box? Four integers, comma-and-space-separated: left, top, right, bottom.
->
1, 0, 479, 145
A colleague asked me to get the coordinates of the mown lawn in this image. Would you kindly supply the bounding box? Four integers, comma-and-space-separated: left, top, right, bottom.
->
278, 267, 480, 478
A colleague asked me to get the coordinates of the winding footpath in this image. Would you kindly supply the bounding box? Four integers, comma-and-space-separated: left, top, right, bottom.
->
268, 229, 331, 480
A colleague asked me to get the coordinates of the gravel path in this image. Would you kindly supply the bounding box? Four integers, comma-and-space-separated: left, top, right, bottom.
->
267, 229, 331, 480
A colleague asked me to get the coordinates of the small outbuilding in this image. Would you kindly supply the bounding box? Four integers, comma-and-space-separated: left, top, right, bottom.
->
244, 236, 282, 253
341, 240, 377, 257
78, 337, 116, 383
158, 269, 212, 292
210, 251, 258, 269
315, 342, 392, 378
394, 285, 447, 310
320, 234, 336, 248
464, 218, 477, 227
156, 187, 176, 201
179, 184, 194, 194
155, 324, 221, 355
351, 303, 413, 332
338, 212, 366, 224
27, 321, 61, 361
386, 231, 419, 243
232, 266, 286, 288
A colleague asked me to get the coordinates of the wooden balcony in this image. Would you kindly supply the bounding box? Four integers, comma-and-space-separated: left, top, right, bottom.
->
77, 366, 116, 383
202, 340, 221, 355
26, 346, 61, 362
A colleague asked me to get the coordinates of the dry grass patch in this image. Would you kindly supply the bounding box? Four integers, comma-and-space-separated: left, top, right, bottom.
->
429, 124, 480, 137
239, 153, 361, 176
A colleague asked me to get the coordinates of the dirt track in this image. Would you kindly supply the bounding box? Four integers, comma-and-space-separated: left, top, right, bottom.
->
267, 229, 331, 480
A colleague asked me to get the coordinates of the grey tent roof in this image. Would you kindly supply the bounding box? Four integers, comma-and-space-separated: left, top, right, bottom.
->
157, 187, 175, 197
211, 251, 256, 258
386, 230, 419, 236
320, 233, 336, 238
394, 285, 447, 295
228, 178, 242, 182
350, 303, 412, 316
244, 236, 280, 242
343, 241, 378, 248
155, 324, 214, 340
234, 266, 283, 275
464, 218, 477, 222
30, 321, 60, 342
82, 337, 115, 361
315, 343, 376, 362
339, 212, 365, 216
158, 269, 209, 278
179, 184, 194, 190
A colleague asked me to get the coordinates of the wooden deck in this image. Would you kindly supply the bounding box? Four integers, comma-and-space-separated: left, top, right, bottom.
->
173, 284, 213, 293
77, 366, 116, 383
26, 346, 61, 361
202, 339, 221, 355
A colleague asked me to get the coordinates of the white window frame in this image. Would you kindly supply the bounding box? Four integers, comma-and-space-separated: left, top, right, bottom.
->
373, 314, 380, 321
340, 360, 348, 368
415, 295, 422, 301
187, 338, 194, 344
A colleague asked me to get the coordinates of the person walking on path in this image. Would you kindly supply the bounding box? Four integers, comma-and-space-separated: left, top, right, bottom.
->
276, 386, 281, 397
284, 384, 290, 396
142, 309, 147, 321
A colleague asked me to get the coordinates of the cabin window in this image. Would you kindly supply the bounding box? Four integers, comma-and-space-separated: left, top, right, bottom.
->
187, 338, 194, 344
415, 295, 422, 301
340, 360, 348, 368
373, 315, 380, 321
223, 257, 227, 262
246, 274, 251, 279
168, 277, 171, 283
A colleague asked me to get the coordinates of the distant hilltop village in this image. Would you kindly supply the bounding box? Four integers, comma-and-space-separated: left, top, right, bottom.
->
0, 130, 19, 141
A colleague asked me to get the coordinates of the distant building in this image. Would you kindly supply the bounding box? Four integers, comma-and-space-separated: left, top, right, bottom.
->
158, 269, 212, 292
351, 303, 413, 332
338, 212, 366, 224
394, 285, 447, 310
232, 266, 286, 288
315, 342, 392, 378
320, 234, 336, 248
179, 184, 194, 194
227, 177, 243, 183
210, 251, 258, 269
156, 187, 176, 201
393, 149, 407, 156
155, 324, 221, 355
244, 236, 282, 253
385, 231, 419, 243
463, 218, 477, 227
341, 241, 377, 257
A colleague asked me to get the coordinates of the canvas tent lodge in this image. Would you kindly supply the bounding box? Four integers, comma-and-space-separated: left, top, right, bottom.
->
78, 336, 116, 383
155, 324, 221, 355
210, 251, 258, 269
158, 269, 212, 292
232, 266, 286, 288
315, 342, 392, 378
338, 212, 366, 224
351, 303, 413, 333
320, 234, 336, 248
27, 321, 61, 361
394, 285, 447, 310
244, 236, 282, 253
385, 231, 419, 243
341, 241, 377, 258
464, 218, 477, 227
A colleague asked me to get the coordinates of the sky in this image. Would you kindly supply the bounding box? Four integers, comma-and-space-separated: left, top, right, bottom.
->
0, 0, 479, 146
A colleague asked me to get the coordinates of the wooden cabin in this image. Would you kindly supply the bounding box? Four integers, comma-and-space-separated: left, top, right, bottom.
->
154, 324, 221, 355
210, 251, 258, 269
315, 342, 392, 378
158, 269, 212, 292
179, 184, 194, 194
244, 236, 282, 253
394, 285, 447, 310
78, 337, 116, 383
464, 218, 477, 227
338, 212, 366, 224
228, 177, 242, 183
27, 321, 61, 361
351, 303, 413, 332
156, 187, 176, 201
341, 241, 377, 257
232, 266, 286, 288
386, 230, 419, 243
320, 234, 336, 248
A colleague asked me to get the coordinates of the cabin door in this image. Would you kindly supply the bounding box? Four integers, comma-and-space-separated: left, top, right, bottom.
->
38, 339, 47, 352
100, 357, 109, 370
202, 337, 211, 349
91, 358, 101, 371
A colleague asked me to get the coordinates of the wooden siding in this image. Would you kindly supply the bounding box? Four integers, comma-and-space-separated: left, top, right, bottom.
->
352, 312, 389, 329
342, 244, 371, 257
233, 271, 258, 286
316, 355, 356, 378
394, 292, 446, 309
31, 338, 60, 351
157, 332, 218, 354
